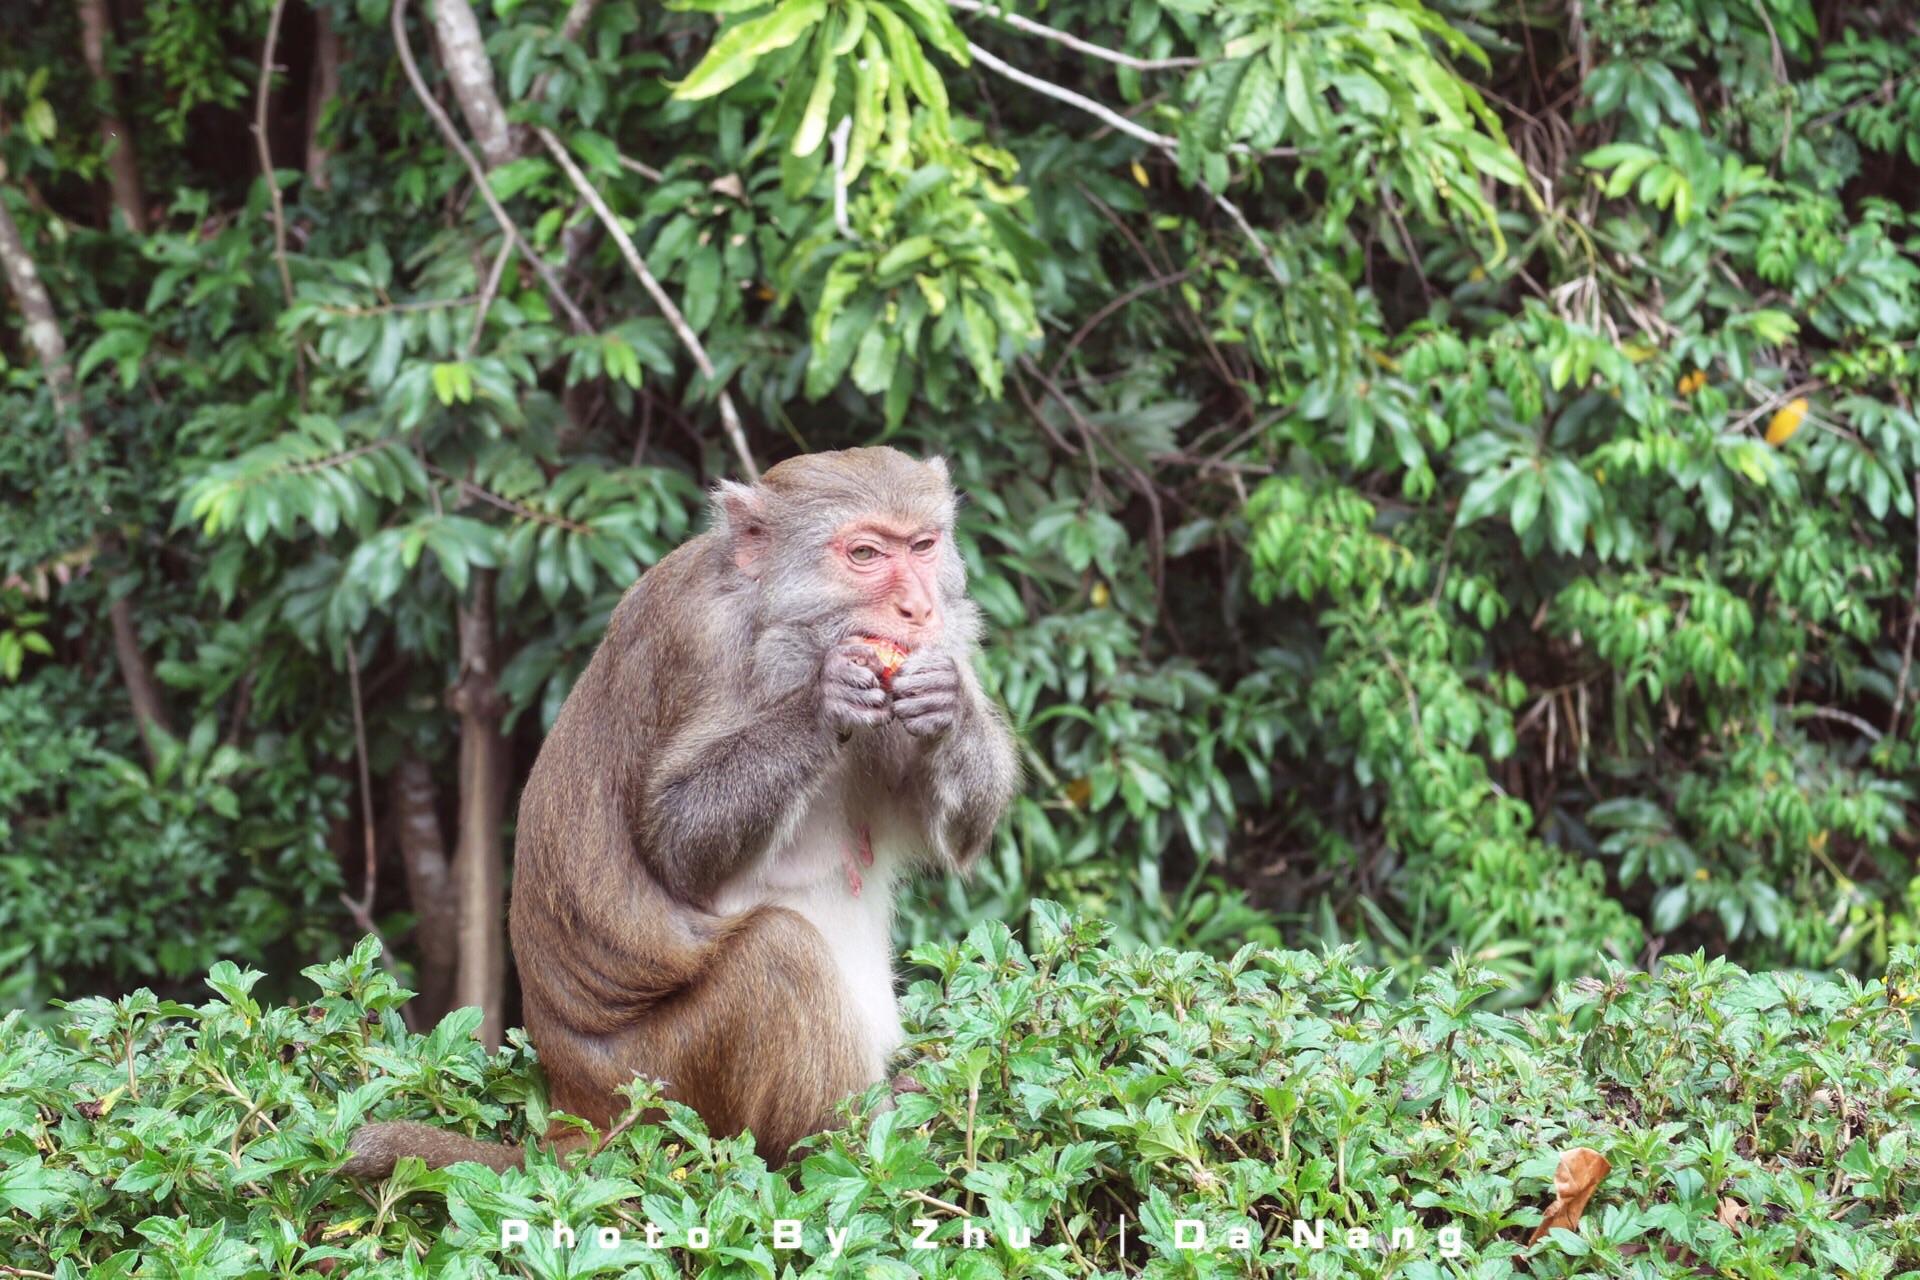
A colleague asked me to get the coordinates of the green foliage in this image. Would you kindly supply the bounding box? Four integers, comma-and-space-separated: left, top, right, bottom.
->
3, 915, 1918, 1276
5, 0, 1920, 1010
0, 671, 344, 1005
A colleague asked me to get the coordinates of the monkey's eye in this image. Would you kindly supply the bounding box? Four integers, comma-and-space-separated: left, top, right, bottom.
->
848, 545, 881, 564
912, 538, 937, 555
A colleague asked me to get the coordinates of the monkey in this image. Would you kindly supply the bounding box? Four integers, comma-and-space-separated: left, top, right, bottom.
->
342, 447, 1020, 1177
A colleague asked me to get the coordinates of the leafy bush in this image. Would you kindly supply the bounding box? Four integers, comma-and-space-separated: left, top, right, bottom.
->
5, 0, 1920, 1006
3, 906, 1917, 1278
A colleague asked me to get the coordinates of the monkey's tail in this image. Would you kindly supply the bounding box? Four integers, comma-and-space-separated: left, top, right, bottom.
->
339, 1120, 524, 1178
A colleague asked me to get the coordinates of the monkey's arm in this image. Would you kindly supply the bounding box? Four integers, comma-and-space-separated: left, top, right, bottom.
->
642, 689, 832, 906
642, 644, 888, 906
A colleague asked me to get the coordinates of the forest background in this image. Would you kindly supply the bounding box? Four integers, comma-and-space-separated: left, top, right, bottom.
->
3, 0, 1919, 1043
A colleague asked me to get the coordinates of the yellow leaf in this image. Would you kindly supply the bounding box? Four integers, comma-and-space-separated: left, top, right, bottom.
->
1678, 369, 1706, 395
1765, 397, 1808, 446
1130, 160, 1149, 187
1091, 581, 1110, 608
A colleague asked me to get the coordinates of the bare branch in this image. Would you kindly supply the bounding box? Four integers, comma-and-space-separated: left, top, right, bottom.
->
391, 0, 593, 334
525, 0, 606, 115
829, 115, 854, 238
77, 0, 148, 232
428, 0, 514, 168
1805, 705, 1885, 743
966, 40, 1297, 159
0, 197, 174, 761
305, 8, 344, 190
534, 125, 759, 481
966, 41, 1177, 150
1892, 472, 1920, 741
254, 0, 294, 307
947, 0, 1206, 71
465, 235, 513, 356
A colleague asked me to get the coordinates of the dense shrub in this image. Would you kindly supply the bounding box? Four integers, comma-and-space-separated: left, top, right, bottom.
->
4, 0, 1920, 1008
2, 906, 1916, 1278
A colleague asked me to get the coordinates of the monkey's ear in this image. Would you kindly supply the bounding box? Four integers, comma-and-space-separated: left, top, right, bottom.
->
924, 455, 951, 484
717, 481, 771, 577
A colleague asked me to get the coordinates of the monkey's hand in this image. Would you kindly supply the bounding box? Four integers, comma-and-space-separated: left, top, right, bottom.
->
823, 642, 892, 737
890, 649, 961, 739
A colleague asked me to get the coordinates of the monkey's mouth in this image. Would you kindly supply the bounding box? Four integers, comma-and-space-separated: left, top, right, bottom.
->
847, 630, 914, 655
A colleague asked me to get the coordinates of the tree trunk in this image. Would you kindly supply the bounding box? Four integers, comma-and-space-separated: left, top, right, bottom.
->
428, 0, 514, 169
76, 0, 147, 232
394, 753, 460, 1025
447, 570, 506, 1047
304, 7, 344, 190
0, 195, 171, 764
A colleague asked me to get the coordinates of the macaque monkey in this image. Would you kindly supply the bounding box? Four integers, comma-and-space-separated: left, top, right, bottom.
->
343, 447, 1019, 1175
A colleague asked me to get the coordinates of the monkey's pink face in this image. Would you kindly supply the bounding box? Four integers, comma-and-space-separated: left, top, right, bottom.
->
830, 521, 944, 651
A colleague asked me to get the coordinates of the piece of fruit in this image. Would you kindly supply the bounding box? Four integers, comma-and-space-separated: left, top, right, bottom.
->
856, 636, 909, 685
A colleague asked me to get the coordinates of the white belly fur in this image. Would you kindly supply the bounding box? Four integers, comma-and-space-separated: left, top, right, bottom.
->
709, 782, 910, 1080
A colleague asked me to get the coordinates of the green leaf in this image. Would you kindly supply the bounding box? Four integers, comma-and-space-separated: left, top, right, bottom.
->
793, 27, 840, 158
673, 0, 828, 100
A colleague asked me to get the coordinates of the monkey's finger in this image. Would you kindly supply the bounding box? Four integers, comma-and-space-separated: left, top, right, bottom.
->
835, 683, 888, 709
900, 710, 956, 737
827, 660, 883, 690
832, 642, 886, 673
896, 700, 958, 729
890, 669, 958, 698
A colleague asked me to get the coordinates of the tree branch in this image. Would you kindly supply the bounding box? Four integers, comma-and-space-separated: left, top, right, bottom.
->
1891, 472, 1920, 741
534, 125, 759, 481
0, 195, 174, 764
966, 41, 1297, 159
254, 0, 294, 307
965, 41, 1178, 150
305, 7, 344, 190
428, 0, 514, 168
391, 0, 593, 335
947, 0, 1206, 71
77, 0, 147, 232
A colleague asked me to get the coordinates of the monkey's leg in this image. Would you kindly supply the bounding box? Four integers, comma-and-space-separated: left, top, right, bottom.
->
542, 905, 880, 1166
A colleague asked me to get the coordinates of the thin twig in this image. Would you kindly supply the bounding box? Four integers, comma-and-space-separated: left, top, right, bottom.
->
947, 0, 1206, 71
425, 463, 594, 533
904, 1189, 971, 1216
1206, 186, 1288, 292
1891, 472, 1920, 741
533, 125, 759, 481
254, 0, 294, 308
338, 639, 407, 999
617, 152, 665, 183
466, 235, 513, 356
1047, 268, 1193, 382
1021, 357, 1166, 617
829, 115, 854, 238
344, 639, 378, 923
966, 42, 1178, 150
588, 1098, 651, 1158
320, 295, 480, 317
967, 41, 1297, 158
523, 0, 605, 120
1806, 705, 1884, 743
392, 0, 594, 335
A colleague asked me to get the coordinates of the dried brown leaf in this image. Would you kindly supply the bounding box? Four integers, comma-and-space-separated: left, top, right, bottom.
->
1528, 1146, 1611, 1244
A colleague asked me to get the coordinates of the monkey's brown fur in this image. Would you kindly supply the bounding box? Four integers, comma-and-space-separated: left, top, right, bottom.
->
343, 448, 1019, 1177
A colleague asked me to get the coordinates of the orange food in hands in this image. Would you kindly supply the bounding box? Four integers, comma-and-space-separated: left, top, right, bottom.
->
857, 636, 909, 685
